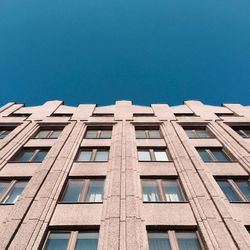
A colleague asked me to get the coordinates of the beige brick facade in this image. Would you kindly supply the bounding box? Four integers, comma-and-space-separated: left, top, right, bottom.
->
0, 100, 250, 249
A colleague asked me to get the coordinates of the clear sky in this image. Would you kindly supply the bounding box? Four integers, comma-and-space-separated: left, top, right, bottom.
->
0, 0, 249, 107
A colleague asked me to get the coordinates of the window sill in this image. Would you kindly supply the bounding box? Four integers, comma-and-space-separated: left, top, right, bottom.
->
0, 203, 15, 205
203, 161, 237, 163
7, 161, 43, 163
74, 161, 109, 163
143, 201, 188, 204
138, 161, 173, 163
229, 201, 250, 204
57, 202, 103, 204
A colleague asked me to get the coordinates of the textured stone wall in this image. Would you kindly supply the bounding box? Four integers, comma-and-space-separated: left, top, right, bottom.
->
0, 100, 249, 249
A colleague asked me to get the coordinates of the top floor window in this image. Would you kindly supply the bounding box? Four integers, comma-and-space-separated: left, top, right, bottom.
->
231, 126, 250, 138
175, 113, 195, 117
197, 147, 231, 162
92, 113, 114, 117
135, 127, 162, 139
0, 127, 15, 139
33, 128, 63, 139
10, 147, 50, 163
84, 127, 112, 139
183, 126, 212, 139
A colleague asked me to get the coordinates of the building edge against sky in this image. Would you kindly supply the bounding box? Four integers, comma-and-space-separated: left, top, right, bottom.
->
0, 100, 250, 249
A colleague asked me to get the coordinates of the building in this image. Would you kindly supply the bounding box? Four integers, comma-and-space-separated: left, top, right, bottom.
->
0, 100, 250, 250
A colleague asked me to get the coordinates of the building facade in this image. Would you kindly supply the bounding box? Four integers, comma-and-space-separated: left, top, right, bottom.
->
0, 100, 250, 250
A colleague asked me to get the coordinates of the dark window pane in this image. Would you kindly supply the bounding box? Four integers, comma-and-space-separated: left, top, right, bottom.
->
135, 130, 147, 139
0, 181, 10, 197
35, 130, 50, 139
211, 149, 230, 162
196, 130, 210, 138
148, 131, 161, 139
13, 149, 34, 162
62, 180, 84, 202
142, 180, 160, 202
138, 150, 151, 161
176, 232, 201, 250
95, 150, 109, 161
185, 130, 197, 138
100, 130, 112, 139
44, 232, 70, 250
154, 150, 169, 161
148, 233, 171, 250
235, 181, 250, 201
85, 131, 98, 139
75, 232, 98, 250
85, 180, 104, 202
50, 130, 62, 139
217, 181, 241, 202
163, 180, 184, 202
32, 149, 48, 162
197, 149, 212, 162
77, 150, 92, 161
0, 130, 11, 139
2, 181, 27, 204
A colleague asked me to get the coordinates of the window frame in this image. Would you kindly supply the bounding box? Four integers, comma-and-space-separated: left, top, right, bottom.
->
141, 178, 186, 203
182, 126, 214, 139
217, 178, 250, 202
75, 148, 109, 162
84, 127, 112, 139
0, 179, 28, 204
59, 178, 105, 204
230, 126, 250, 139
197, 147, 232, 162
137, 148, 171, 162
42, 230, 99, 250
32, 128, 63, 139
135, 127, 162, 139
9, 147, 50, 163
147, 229, 204, 250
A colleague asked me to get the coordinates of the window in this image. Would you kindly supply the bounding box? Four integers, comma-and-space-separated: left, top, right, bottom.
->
85, 127, 112, 139
43, 231, 99, 250
231, 126, 250, 138
183, 126, 212, 139
133, 113, 155, 117
216, 113, 236, 117
148, 231, 202, 250
9, 113, 30, 117
0, 180, 28, 204
0, 127, 14, 139
61, 179, 104, 203
138, 148, 171, 161
34, 128, 63, 139
76, 148, 109, 162
135, 127, 162, 139
197, 148, 231, 162
92, 113, 114, 117
142, 179, 185, 202
217, 179, 250, 202
51, 113, 72, 117
10, 148, 50, 163
175, 113, 195, 117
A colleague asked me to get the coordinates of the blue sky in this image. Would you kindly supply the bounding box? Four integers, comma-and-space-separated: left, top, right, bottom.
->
0, 0, 249, 107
